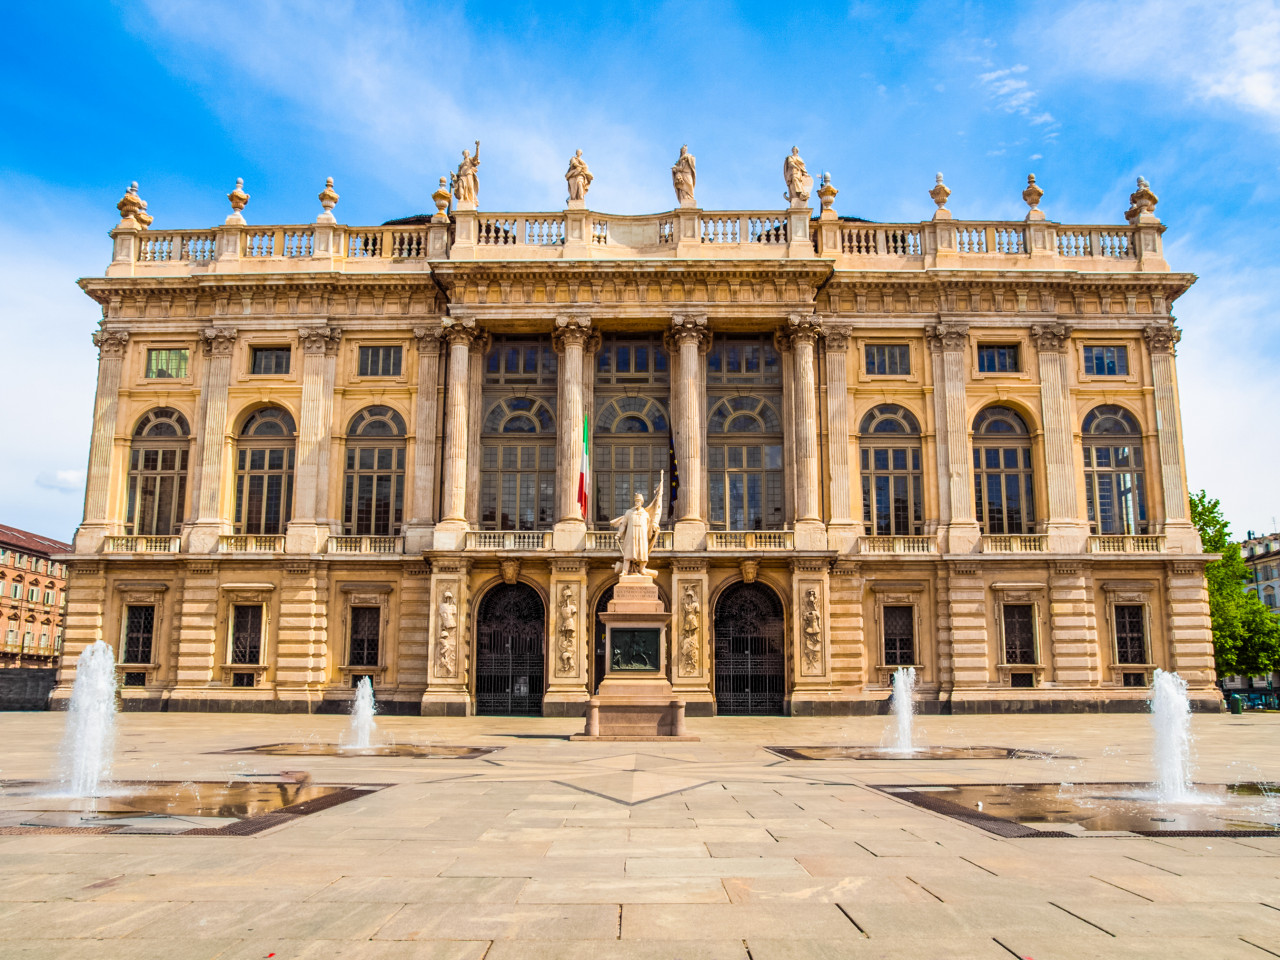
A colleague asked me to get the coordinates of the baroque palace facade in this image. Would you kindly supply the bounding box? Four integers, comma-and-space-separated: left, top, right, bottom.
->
58, 158, 1218, 715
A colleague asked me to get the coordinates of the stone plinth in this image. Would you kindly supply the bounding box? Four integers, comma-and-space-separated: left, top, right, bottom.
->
573, 575, 698, 741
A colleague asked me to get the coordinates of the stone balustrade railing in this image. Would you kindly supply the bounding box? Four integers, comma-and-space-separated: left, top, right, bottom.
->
1087, 535, 1166, 554
108, 206, 1167, 277
103, 535, 181, 553
465, 531, 553, 551
583, 530, 673, 552
858, 535, 938, 555
326, 536, 404, 555
218, 535, 284, 553
981, 534, 1049, 553
707, 530, 795, 551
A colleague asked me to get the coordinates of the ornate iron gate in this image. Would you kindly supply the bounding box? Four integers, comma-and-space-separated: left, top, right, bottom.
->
475, 583, 545, 715
714, 581, 786, 715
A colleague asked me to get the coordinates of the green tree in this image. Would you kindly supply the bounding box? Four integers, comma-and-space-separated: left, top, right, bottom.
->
1189, 490, 1280, 677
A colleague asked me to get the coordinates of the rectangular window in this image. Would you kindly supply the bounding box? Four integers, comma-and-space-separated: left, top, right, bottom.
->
1084, 345, 1129, 376
865, 343, 911, 376
358, 345, 403, 377
123, 671, 147, 687
232, 672, 256, 687
1114, 604, 1148, 664
883, 605, 915, 666
123, 605, 154, 664
231, 604, 263, 664
349, 606, 380, 667
977, 345, 1020, 373
145, 348, 189, 379
1002, 604, 1036, 664
250, 347, 291, 375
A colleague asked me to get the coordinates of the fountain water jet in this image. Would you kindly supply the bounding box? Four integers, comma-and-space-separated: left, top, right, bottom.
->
58, 640, 118, 797
1150, 668, 1192, 803
347, 676, 378, 750
889, 666, 917, 753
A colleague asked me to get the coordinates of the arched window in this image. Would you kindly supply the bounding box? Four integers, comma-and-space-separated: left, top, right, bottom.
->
594, 397, 669, 525
127, 408, 190, 536
858, 404, 923, 536
1082, 405, 1148, 535
481, 396, 555, 530
1264, 586, 1276, 609
343, 406, 407, 536
234, 407, 296, 535
707, 395, 783, 530
972, 405, 1036, 535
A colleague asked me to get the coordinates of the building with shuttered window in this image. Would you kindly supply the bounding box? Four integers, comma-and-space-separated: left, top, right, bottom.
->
56, 168, 1218, 714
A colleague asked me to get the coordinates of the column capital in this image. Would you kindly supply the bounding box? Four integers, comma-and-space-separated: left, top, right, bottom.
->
298, 324, 343, 356
91, 329, 129, 360
1144, 322, 1182, 356
668, 313, 710, 347
413, 324, 445, 350
779, 312, 823, 348
1030, 322, 1073, 353
199, 325, 238, 357
925, 321, 969, 352
441, 315, 485, 346
552, 314, 592, 352
823, 326, 850, 352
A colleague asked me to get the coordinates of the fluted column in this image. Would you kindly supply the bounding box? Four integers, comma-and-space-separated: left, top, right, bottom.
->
926, 323, 978, 553
287, 325, 342, 553
1033, 323, 1086, 552
404, 326, 443, 552
436, 317, 481, 548
552, 316, 591, 551
74, 329, 129, 553
784, 315, 826, 549
824, 327, 856, 552
186, 326, 238, 553
1146, 324, 1197, 550
668, 314, 709, 550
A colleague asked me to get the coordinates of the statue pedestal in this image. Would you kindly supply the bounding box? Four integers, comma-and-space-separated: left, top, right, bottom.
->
572, 575, 698, 741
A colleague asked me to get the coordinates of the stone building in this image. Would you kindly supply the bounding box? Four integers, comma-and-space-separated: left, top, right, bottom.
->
1, 524, 70, 668
1224, 531, 1280, 694
57, 160, 1217, 714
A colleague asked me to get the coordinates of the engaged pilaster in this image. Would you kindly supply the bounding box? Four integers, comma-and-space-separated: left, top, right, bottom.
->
186, 326, 238, 553
668, 314, 710, 550
404, 326, 444, 552
74, 329, 129, 553
288, 325, 342, 553
824, 329, 856, 553
436, 317, 483, 548
1145, 323, 1197, 551
553, 315, 592, 551
782, 314, 826, 549
926, 322, 978, 553
1032, 323, 1087, 553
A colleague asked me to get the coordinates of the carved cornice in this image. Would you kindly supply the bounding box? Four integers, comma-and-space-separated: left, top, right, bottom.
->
1143, 322, 1182, 355
199, 325, 238, 358
298, 324, 343, 356
91, 329, 130, 360
925, 322, 968, 352
1030, 322, 1072, 353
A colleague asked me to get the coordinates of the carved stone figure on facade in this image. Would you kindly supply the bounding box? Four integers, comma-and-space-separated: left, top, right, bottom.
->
1126, 176, 1159, 224
436, 589, 457, 676
802, 588, 823, 672
450, 141, 481, 205
565, 149, 593, 203
783, 146, 812, 205
679, 584, 700, 674
610, 472, 664, 577
557, 585, 577, 674
671, 145, 696, 207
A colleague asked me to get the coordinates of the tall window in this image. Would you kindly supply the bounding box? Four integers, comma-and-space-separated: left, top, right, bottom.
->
1001, 604, 1036, 664
594, 397, 669, 525
234, 407, 296, 535
707, 396, 783, 530
883, 606, 915, 665
231, 605, 262, 664
127, 408, 190, 536
123, 605, 154, 664
343, 407, 406, 536
972, 405, 1036, 535
349, 607, 380, 666
480, 397, 556, 530
1114, 605, 1148, 664
1082, 405, 1147, 535
859, 405, 923, 536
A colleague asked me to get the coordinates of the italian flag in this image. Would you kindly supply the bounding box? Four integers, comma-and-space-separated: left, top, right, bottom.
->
577, 411, 590, 517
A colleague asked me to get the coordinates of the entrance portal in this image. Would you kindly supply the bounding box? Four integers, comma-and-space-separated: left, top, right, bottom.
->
592, 584, 613, 694
713, 581, 785, 715
475, 582, 545, 715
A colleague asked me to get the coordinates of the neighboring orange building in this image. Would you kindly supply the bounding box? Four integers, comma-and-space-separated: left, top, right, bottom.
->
0, 524, 71, 667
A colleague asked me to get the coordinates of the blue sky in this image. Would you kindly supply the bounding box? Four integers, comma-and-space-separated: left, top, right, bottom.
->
2, 0, 1278, 542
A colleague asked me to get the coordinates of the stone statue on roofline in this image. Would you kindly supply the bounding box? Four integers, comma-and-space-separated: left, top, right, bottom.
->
611, 472, 664, 578
565, 149, 593, 203
671, 145, 696, 207
783, 146, 812, 205
451, 141, 481, 207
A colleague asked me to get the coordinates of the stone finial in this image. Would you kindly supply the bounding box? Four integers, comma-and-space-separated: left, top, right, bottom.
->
115, 182, 151, 229
432, 177, 452, 221
929, 172, 951, 219
317, 177, 339, 223
817, 172, 838, 215
1126, 176, 1160, 225
1022, 174, 1044, 221
226, 178, 250, 224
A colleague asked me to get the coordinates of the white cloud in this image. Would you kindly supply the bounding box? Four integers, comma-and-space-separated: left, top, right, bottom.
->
35, 470, 86, 494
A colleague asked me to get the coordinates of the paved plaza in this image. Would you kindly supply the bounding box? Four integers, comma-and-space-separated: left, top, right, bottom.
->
1, 711, 1279, 959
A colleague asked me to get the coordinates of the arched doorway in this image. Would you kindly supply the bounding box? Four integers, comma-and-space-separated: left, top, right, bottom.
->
714, 581, 785, 715
592, 585, 613, 695
475, 583, 545, 715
